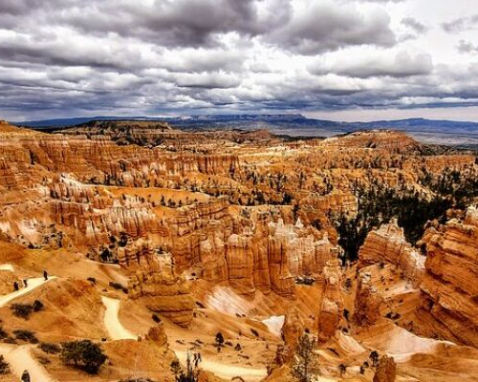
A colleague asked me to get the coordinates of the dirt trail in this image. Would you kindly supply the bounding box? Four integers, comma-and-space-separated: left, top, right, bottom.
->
0, 344, 58, 382
0, 276, 56, 308
0, 276, 58, 381
0, 263, 14, 272
101, 296, 137, 340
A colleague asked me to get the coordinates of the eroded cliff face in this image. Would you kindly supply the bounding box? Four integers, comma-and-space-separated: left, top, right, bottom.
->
358, 219, 426, 284
419, 207, 478, 347
0, 127, 240, 190
122, 239, 195, 327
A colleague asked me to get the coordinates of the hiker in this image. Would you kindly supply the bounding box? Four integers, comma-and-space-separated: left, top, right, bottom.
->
43, 270, 48, 281
21, 369, 30, 382
23, 279, 28, 288
13, 281, 19, 291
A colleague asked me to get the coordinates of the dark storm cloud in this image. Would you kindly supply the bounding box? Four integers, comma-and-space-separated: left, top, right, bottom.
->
0, 0, 475, 120
58, 0, 263, 47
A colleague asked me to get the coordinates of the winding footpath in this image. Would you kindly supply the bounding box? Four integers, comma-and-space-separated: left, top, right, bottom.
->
0, 269, 58, 382
0, 263, 15, 272
0, 277, 56, 308
101, 296, 137, 340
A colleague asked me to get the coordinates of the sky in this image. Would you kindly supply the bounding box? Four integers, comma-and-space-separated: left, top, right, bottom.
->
1, 0, 478, 122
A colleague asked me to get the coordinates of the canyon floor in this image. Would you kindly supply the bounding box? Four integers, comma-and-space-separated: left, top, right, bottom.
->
0, 119, 477, 382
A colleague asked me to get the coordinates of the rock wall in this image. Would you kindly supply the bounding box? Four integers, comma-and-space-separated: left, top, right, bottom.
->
419, 207, 478, 347
0, 128, 241, 190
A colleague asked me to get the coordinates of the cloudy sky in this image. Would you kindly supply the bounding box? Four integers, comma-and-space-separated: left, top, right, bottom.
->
1, 0, 478, 122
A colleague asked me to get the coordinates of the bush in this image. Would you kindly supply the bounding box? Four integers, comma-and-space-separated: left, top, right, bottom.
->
61, 340, 107, 374
215, 332, 224, 347
0, 326, 8, 339
33, 300, 44, 312
11, 300, 44, 319
39, 342, 61, 354
13, 330, 38, 344
152, 314, 161, 323
11, 303, 33, 319
0, 355, 9, 375
109, 282, 128, 294
87, 277, 96, 285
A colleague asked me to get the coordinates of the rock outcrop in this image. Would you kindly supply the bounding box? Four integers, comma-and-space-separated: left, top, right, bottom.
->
353, 272, 383, 326
317, 259, 344, 342
280, 308, 305, 362
358, 219, 425, 284
373, 355, 397, 382
146, 324, 169, 347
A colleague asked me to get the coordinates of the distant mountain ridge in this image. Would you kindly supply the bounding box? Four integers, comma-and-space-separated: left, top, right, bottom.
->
11, 114, 478, 147
14, 114, 478, 132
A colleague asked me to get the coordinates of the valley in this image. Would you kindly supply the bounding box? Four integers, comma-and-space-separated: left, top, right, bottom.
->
0, 120, 478, 382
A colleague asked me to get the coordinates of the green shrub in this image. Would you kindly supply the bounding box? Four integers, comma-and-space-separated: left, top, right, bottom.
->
13, 329, 38, 344
33, 300, 44, 312
11, 300, 44, 319
39, 342, 61, 354
60, 340, 107, 374
0, 355, 9, 375
11, 303, 33, 319
0, 326, 8, 339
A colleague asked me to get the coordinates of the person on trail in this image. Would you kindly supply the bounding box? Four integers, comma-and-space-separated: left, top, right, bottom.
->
43, 270, 48, 281
23, 279, 28, 288
13, 281, 19, 291
21, 369, 30, 382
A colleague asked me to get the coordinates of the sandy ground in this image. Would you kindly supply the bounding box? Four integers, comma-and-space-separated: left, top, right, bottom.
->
0, 344, 58, 382
358, 320, 456, 362
0, 276, 56, 308
103, 295, 268, 381
261, 315, 284, 338
101, 296, 137, 340
175, 350, 267, 381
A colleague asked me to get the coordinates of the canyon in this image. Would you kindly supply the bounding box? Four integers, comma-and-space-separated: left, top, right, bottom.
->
0, 119, 478, 382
